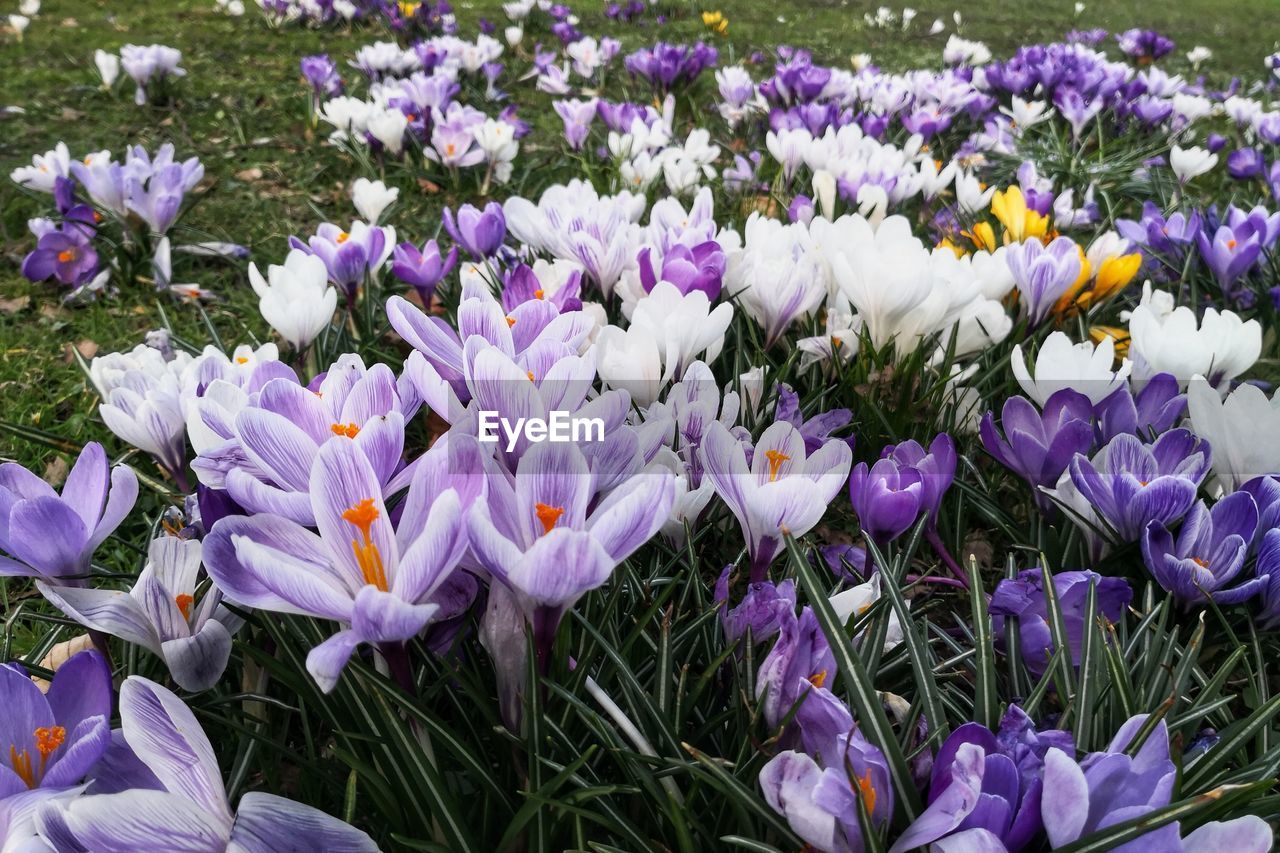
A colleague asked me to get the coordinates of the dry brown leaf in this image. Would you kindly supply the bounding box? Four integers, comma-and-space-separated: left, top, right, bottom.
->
0, 295, 30, 315
416, 178, 442, 194
31, 635, 95, 691
63, 339, 99, 362
235, 167, 264, 182
42, 455, 69, 486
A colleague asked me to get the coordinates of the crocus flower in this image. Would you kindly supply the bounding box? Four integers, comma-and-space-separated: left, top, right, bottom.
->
774, 386, 852, 455
443, 202, 506, 259
37, 536, 242, 692
1069, 429, 1211, 543
982, 389, 1096, 509
553, 98, 598, 150
1141, 492, 1262, 604
879, 434, 956, 527
1254, 530, 1280, 629
35, 676, 378, 850
119, 43, 185, 105
990, 568, 1132, 677
206, 435, 477, 692
890, 706, 1072, 852
1128, 306, 1260, 390
1227, 148, 1265, 180
1187, 379, 1280, 491
701, 420, 852, 582
759, 723, 893, 852
1169, 144, 1216, 183
0, 443, 138, 584
0, 649, 111, 810
848, 457, 923, 548
300, 53, 342, 98
291, 221, 393, 299
1042, 714, 1273, 852
1195, 224, 1262, 291
1094, 373, 1186, 444
350, 177, 398, 225
390, 239, 457, 304
636, 241, 726, 300
1008, 330, 1131, 407
248, 249, 338, 350
193, 354, 411, 526
21, 224, 99, 287
466, 441, 675, 672
755, 605, 835, 729
714, 565, 796, 647
1007, 237, 1084, 327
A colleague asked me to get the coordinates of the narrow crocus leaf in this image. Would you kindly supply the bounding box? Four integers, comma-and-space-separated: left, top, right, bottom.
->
967, 555, 998, 730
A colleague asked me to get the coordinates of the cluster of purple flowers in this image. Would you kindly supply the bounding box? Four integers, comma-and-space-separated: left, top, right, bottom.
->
623, 41, 718, 95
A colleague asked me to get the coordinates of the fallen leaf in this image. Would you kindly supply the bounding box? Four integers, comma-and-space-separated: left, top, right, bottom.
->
63, 339, 98, 363
417, 178, 442, 194
0, 295, 30, 315
32, 635, 95, 691
60, 107, 85, 121
42, 455, 69, 487
235, 167, 264, 182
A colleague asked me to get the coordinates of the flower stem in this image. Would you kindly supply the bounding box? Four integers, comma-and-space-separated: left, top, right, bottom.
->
925, 529, 970, 588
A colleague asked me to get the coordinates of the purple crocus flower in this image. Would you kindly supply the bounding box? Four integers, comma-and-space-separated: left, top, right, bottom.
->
466, 441, 675, 672
1227, 148, 1265, 180
552, 98, 598, 151
1042, 715, 1273, 852
880, 434, 956, 527
290, 221, 392, 298
759, 708, 894, 851
500, 263, 583, 313
1117, 202, 1200, 258
890, 706, 1072, 852
0, 443, 138, 584
1141, 492, 1263, 604
714, 565, 796, 647
848, 458, 922, 548
787, 194, 814, 224
1254, 529, 1280, 629
1116, 29, 1176, 63
38, 536, 243, 692
1007, 236, 1083, 327
991, 568, 1132, 677
982, 389, 1096, 510
0, 650, 111, 806
390, 238, 457, 304
125, 159, 204, 236
1069, 430, 1211, 543
755, 605, 835, 730
636, 241, 726, 299
443, 202, 506, 259
700, 420, 853, 582
191, 354, 412, 527
1195, 224, 1262, 291
300, 54, 342, 98
205, 435, 479, 692
1094, 373, 1186, 444
36, 676, 378, 850
21, 224, 99, 287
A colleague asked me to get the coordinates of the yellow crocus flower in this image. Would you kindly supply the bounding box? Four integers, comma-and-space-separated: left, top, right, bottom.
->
1090, 325, 1131, 360
963, 222, 997, 253
990, 186, 1050, 244
702, 10, 728, 34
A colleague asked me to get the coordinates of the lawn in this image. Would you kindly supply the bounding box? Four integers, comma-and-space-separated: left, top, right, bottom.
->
1, 0, 1277, 472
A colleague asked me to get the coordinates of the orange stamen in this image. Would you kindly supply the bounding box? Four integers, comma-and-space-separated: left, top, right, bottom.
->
534, 502, 564, 535
341, 498, 388, 591
764, 449, 790, 482
235, 356, 249, 364
175, 594, 195, 620
855, 768, 877, 815
534, 289, 545, 299
506, 315, 516, 327
527, 371, 535, 382
808, 670, 828, 689
330, 422, 360, 438
57, 248, 78, 263
336, 231, 350, 243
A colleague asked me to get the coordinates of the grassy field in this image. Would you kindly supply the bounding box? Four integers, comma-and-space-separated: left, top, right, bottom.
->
1, 0, 1277, 474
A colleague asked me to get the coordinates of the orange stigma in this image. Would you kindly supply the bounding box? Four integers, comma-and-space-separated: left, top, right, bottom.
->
9, 726, 65, 789
175, 594, 195, 620
330, 422, 360, 438
506, 315, 517, 327
235, 356, 249, 364
342, 498, 388, 591
808, 670, 828, 689
534, 289, 545, 299
855, 768, 877, 815
336, 231, 350, 244
527, 371, 535, 382
1227, 239, 1237, 250
764, 449, 790, 482
57, 248, 78, 263
534, 502, 564, 535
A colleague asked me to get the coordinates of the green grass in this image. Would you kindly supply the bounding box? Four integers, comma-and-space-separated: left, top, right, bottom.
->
1, 0, 1277, 473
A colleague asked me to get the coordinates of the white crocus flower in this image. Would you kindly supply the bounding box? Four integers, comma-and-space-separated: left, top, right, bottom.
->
1169, 145, 1217, 183
1188, 378, 1280, 491
1000, 96, 1051, 131
9, 141, 70, 192
367, 109, 409, 155
1128, 305, 1261, 389
628, 281, 735, 377
350, 177, 398, 224
248, 249, 338, 350
1011, 332, 1131, 406
94, 49, 120, 87
1186, 46, 1212, 68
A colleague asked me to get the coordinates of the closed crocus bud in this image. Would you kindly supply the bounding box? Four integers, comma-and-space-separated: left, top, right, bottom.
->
94, 48, 120, 87
849, 457, 924, 547
1227, 148, 1265, 180
248, 249, 338, 350
350, 177, 398, 224
443, 202, 506, 259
